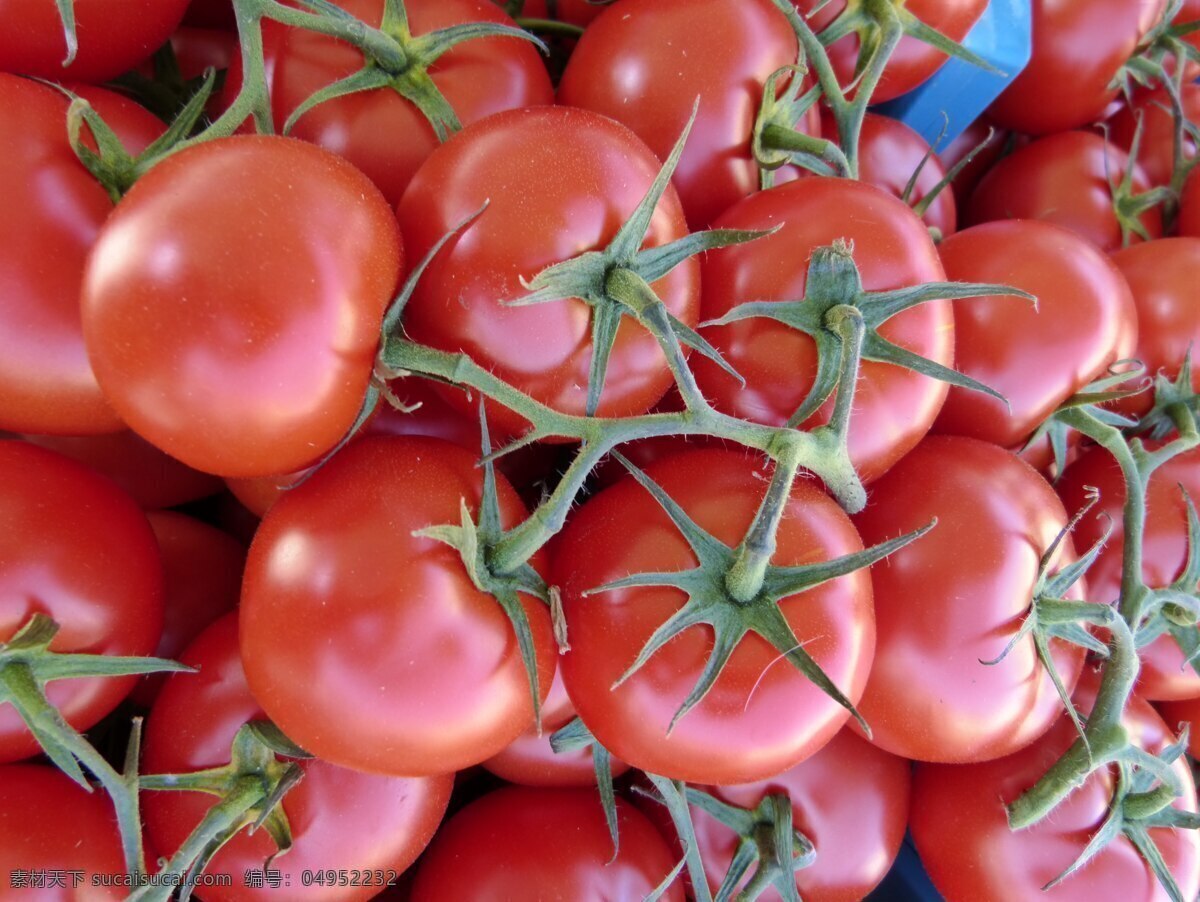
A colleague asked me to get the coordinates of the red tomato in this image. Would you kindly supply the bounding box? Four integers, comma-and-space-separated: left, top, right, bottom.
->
1111, 238, 1200, 417
968, 131, 1163, 252
0, 441, 162, 763
143, 615, 453, 901
988, 0, 1167, 135
516, 0, 604, 26
397, 105, 696, 440
556, 447, 874, 785
0, 75, 162, 436
0, 0, 190, 83
82, 135, 402, 478
853, 436, 1085, 763
692, 728, 909, 902
1057, 444, 1200, 701
694, 178, 953, 485
183, 0, 234, 29
1111, 85, 1200, 189
0, 764, 124, 899
933, 221, 1137, 453
240, 436, 556, 776
409, 786, 684, 901
912, 675, 1200, 901
558, 0, 805, 229
1181, 169, 1200, 238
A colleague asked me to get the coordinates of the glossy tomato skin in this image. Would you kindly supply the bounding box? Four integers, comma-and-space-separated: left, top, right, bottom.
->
988, 0, 1166, 135
0, 0, 189, 82
228, 0, 552, 207
556, 447, 874, 786
694, 178, 953, 485
968, 131, 1163, 252
0, 441, 163, 762
912, 677, 1200, 902
0, 764, 125, 900
1057, 444, 1200, 700
558, 0, 803, 229
240, 436, 556, 776
82, 135, 402, 478
143, 615, 453, 901
853, 436, 1085, 763
0, 75, 162, 436
1181, 169, 1200, 238
397, 105, 696, 440
1111, 84, 1200, 189
933, 221, 1137, 452
693, 729, 910, 902
409, 786, 684, 902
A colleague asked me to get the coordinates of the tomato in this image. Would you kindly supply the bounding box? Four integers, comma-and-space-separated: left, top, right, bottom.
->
1110, 238, 1200, 417
794, 0, 988, 103
240, 435, 556, 776
223, 0, 553, 208
143, 615, 453, 901
1057, 443, 1200, 701
1181, 168, 1200, 238
556, 447, 874, 785
691, 728, 909, 902
1111, 84, 1200, 189
558, 0, 807, 229
0, 75, 163, 436
0, 0, 190, 83
988, 0, 1166, 135
693, 178, 953, 485
82, 135, 402, 479
397, 105, 696, 440
0, 764, 124, 900
968, 131, 1163, 252
517, 0, 604, 26
932, 221, 1137, 454
0, 441, 162, 763
912, 674, 1200, 902
937, 117, 1014, 208
184, 0, 234, 29
409, 786, 684, 901
853, 436, 1085, 763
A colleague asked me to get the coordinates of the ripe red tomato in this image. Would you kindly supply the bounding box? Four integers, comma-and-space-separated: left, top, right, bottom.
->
0, 0, 190, 83
1057, 444, 1200, 701
82, 135, 402, 478
912, 674, 1200, 901
988, 0, 1167, 135
1181, 169, 1200, 238
409, 786, 684, 901
397, 105, 696, 440
933, 221, 1137, 453
692, 728, 909, 902
1110, 85, 1200, 189
0, 441, 163, 763
0, 764, 124, 898
556, 447, 874, 785
0, 75, 163, 436
558, 0, 805, 229
693, 178, 953, 485
967, 131, 1163, 252
240, 436, 556, 776
853, 436, 1086, 763
143, 615, 453, 900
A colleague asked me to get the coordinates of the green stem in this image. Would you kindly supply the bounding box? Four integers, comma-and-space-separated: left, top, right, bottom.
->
725, 457, 801, 603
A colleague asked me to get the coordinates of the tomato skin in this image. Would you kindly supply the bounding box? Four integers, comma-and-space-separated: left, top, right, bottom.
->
409, 786, 684, 902
1181, 169, 1200, 238
558, 0, 803, 230
694, 178, 953, 485
1110, 85, 1200, 189
0, 441, 163, 762
143, 615, 453, 901
853, 436, 1085, 763
240, 435, 556, 777
1057, 444, 1200, 701
967, 131, 1163, 252
0, 75, 163, 436
912, 677, 1200, 902
556, 447, 874, 786
692, 729, 910, 902
932, 221, 1138, 452
517, 0, 604, 26
0, 764, 125, 900
397, 105, 696, 440
988, 0, 1166, 135
82, 135, 402, 479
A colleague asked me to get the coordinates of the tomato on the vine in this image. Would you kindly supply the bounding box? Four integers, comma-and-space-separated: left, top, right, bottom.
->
1110, 84, 1200, 189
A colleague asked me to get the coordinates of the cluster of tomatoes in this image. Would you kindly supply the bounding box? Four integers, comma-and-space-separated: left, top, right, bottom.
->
5, 0, 1200, 900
